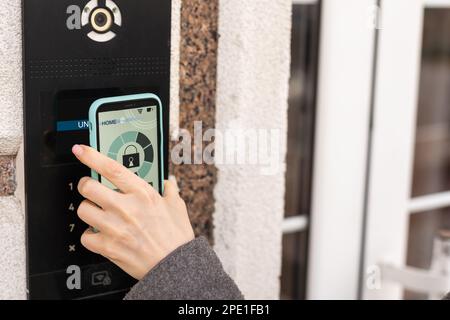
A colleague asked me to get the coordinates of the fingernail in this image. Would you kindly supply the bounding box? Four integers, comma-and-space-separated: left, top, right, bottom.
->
169, 175, 180, 192
72, 144, 84, 157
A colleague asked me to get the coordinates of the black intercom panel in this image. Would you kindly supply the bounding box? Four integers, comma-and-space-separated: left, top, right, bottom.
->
23, 0, 171, 299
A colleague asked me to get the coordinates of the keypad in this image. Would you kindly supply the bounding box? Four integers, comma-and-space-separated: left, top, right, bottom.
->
28, 164, 135, 299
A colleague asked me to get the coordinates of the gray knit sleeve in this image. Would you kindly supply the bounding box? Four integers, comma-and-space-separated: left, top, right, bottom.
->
124, 237, 244, 300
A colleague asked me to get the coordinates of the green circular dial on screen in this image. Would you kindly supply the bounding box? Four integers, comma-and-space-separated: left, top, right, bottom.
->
108, 131, 154, 178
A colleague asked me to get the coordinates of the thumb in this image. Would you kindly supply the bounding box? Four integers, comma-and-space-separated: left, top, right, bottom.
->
164, 176, 180, 199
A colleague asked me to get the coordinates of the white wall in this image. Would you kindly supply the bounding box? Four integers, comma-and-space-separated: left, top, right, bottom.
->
214, 0, 292, 299
0, 1, 23, 156
0, 0, 26, 299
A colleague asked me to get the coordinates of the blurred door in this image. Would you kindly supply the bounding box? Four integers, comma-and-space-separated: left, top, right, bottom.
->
362, 0, 450, 299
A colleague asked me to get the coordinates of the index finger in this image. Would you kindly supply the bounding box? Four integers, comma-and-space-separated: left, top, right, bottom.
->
72, 144, 147, 194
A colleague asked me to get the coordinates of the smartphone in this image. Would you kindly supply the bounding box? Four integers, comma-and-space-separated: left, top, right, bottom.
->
89, 93, 164, 194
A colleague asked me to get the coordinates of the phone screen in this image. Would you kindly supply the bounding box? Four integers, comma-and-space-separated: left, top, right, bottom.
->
96, 101, 161, 193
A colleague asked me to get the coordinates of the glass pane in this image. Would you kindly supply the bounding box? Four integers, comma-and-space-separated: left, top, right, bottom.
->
411, 8, 450, 198
405, 208, 450, 299
281, 2, 320, 300
281, 232, 309, 300
406, 8, 450, 299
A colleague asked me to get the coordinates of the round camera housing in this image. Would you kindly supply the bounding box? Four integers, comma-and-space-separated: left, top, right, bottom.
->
90, 8, 113, 33
81, 0, 122, 42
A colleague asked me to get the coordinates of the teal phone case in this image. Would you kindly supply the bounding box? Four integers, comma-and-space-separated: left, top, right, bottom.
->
88, 93, 164, 194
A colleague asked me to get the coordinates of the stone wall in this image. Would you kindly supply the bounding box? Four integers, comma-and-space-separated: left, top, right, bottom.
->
173, 0, 219, 241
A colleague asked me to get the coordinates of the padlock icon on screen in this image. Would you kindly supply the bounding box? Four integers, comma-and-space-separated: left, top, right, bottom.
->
122, 145, 140, 169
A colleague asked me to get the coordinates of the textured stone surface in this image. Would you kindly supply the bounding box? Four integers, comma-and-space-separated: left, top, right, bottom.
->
0, 196, 26, 299
0, 156, 16, 196
172, 0, 219, 242
0, 0, 23, 155
0, 0, 26, 300
213, 0, 291, 299
170, 0, 181, 138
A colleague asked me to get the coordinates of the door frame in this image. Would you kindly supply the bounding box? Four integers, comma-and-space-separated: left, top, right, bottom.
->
361, 0, 424, 300
306, 0, 378, 300
362, 0, 450, 299
306, 0, 450, 300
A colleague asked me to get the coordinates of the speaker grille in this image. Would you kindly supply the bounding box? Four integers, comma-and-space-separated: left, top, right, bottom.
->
29, 57, 169, 79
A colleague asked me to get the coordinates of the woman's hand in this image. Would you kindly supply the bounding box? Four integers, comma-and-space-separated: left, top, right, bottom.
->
72, 144, 195, 280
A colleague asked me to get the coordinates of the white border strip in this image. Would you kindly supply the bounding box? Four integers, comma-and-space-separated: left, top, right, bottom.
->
362, 0, 424, 300
307, 0, 376, 300
292, 0, 319, 4
409, 191, 450, 214
424, 0, 450, 8
282, 216, 309, 234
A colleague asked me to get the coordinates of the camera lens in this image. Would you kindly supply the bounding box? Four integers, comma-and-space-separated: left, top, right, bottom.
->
94, 12, 107, 27
91, 8, 113, 33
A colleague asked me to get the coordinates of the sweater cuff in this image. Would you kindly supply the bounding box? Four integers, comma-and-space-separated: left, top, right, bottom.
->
124, 237, 244, 300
